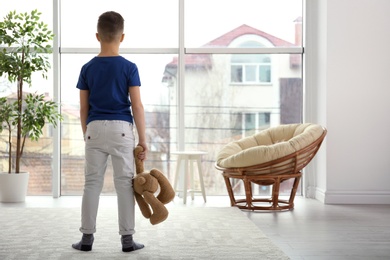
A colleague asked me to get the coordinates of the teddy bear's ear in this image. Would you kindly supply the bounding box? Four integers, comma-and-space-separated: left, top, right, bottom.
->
133, 145, 144, 174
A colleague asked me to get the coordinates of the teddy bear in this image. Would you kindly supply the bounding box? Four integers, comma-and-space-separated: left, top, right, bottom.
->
133, 145, 175, 225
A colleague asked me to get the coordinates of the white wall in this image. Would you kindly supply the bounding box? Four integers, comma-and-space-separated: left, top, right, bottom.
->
306, 0, 390, 204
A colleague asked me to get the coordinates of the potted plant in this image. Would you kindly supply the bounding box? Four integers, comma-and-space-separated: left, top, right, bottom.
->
0, 10, 62, 202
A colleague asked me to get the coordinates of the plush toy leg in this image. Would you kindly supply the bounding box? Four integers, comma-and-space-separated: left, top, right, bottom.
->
135, 192, 152, 219
143, 192, 169, 225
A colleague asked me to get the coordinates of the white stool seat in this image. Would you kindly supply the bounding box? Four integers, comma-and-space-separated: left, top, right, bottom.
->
172, 151, 207, 204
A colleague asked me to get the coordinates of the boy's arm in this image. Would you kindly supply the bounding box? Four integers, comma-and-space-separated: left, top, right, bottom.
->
129, 86, 148, 160
79, 90, 89, 139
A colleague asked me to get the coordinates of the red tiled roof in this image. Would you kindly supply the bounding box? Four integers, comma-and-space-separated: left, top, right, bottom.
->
205, 24, 295, 47
165, 54, 212, 69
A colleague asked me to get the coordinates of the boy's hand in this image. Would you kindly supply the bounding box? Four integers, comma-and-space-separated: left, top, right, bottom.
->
136, 143, 148, 161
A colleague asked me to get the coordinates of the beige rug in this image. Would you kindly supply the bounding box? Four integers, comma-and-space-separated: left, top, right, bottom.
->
0, 206, 289, 259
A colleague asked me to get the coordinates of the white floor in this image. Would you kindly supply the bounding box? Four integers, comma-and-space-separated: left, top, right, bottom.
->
1, 195, 390, 260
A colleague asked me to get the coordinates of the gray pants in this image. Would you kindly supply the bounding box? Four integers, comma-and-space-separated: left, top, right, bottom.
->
80, 120, 135, 235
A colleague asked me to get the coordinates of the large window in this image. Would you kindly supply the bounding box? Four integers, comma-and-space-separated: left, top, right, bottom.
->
0, 0, 303, 197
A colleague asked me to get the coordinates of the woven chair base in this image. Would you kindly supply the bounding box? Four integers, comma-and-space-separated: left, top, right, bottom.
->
223, 172, 302, 211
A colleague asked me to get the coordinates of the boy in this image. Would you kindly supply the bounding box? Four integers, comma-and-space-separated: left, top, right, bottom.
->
72, 11, 147, 252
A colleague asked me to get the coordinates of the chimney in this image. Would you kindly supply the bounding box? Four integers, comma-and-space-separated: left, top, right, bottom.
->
294, 16, 302, 46
290, 16, 303, 69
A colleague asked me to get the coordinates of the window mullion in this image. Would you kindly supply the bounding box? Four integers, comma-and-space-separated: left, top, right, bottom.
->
52, 0, 61, 198
178, 0, 185, 151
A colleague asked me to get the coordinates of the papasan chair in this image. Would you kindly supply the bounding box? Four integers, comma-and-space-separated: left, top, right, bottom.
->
215, 123, 327, 211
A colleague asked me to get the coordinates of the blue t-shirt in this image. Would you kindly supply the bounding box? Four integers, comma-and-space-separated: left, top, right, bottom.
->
76, 56, 141, 124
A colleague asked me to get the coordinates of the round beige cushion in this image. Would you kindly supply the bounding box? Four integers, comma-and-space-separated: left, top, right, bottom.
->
216, 123, 324, 168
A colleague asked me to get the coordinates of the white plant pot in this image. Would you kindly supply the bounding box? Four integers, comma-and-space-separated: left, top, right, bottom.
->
0, 172, 30, 203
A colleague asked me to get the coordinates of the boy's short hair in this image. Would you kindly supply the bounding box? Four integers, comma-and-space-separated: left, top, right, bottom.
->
97, 11, 124, 42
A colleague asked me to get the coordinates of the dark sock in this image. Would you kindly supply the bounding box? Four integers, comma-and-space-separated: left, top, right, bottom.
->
121, 235, 144, 252
72, 233, 94, 251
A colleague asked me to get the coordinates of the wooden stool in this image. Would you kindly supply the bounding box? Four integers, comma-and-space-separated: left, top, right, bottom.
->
172, 151, 207, 204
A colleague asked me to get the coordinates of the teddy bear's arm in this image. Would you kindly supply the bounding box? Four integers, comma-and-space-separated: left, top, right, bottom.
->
143, 192, 169, 225
134, 146, 145, 173
135, 192, 152, 218
150, 169, 176, 204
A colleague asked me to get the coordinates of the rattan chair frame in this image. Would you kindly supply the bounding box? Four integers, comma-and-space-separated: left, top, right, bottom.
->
215, 127, 327, 211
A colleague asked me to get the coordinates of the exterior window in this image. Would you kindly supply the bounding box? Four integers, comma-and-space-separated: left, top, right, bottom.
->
231, 41, 272, 84
231, 61, 271, 83
259, 58, 271, 82
231, 65, 243, 82
232, 112, 271, 137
